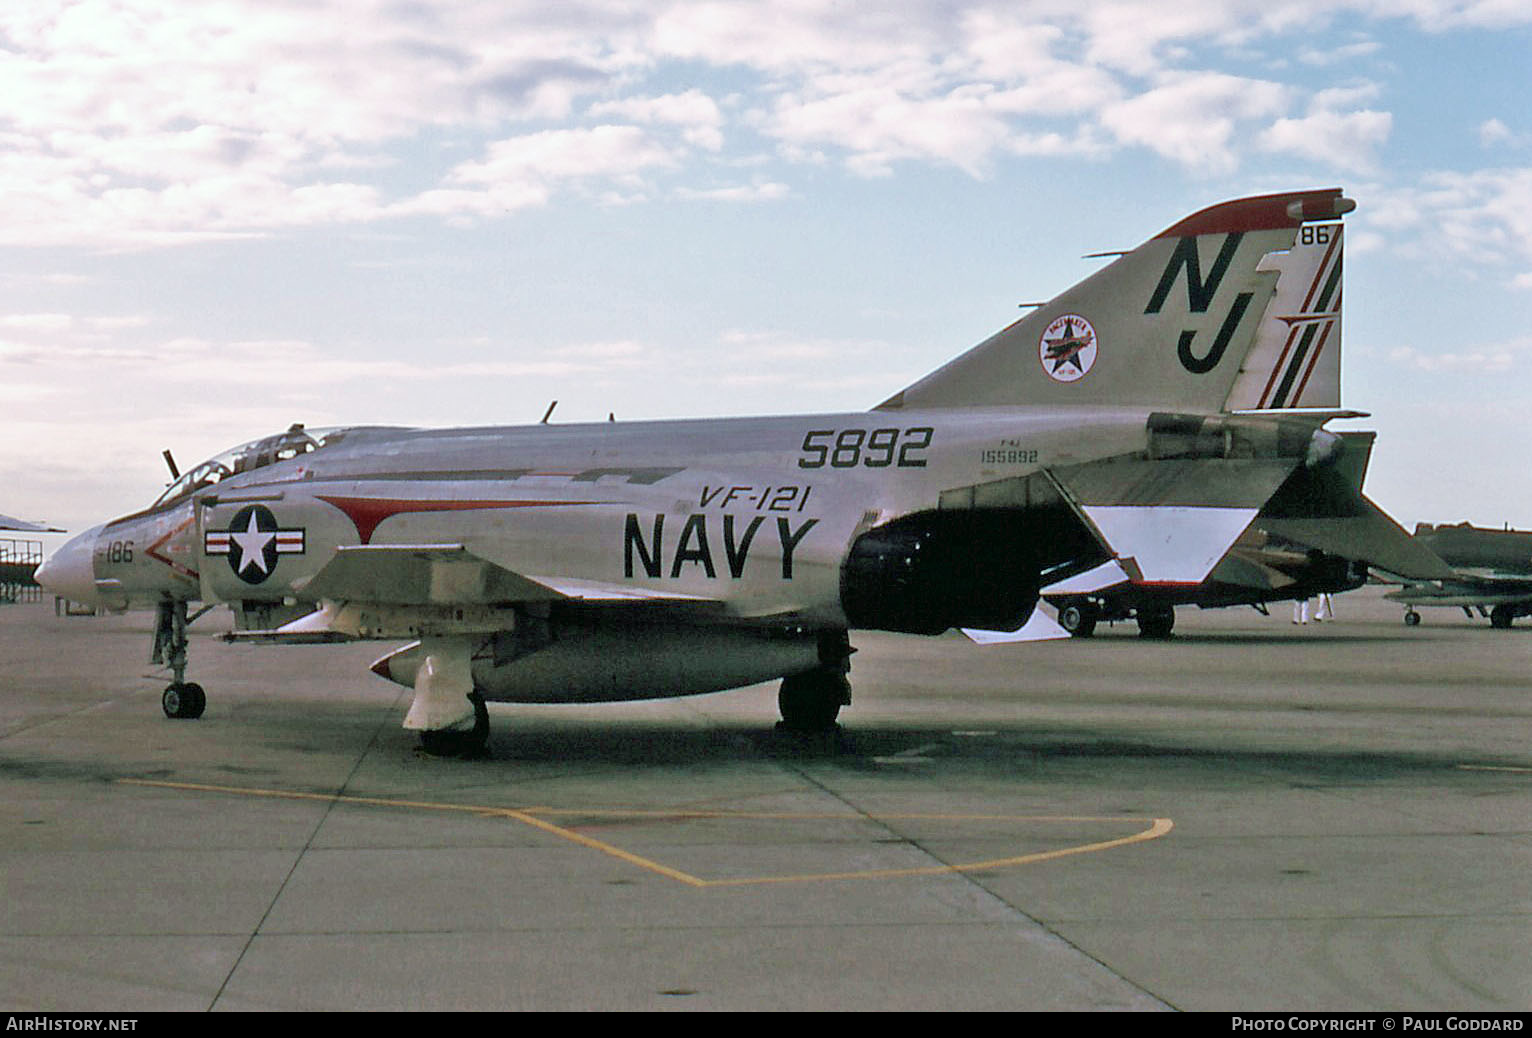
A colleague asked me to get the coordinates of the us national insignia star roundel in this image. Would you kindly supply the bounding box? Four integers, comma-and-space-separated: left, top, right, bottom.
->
203, 504, 306, 584
1038, 313, 1098, 383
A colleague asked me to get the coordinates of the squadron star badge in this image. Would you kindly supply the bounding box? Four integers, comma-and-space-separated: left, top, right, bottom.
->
1038, 313, 1098, 383
204, 505, 305, 584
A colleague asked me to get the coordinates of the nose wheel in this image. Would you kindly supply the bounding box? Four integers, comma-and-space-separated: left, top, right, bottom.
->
163, 682, 207, 719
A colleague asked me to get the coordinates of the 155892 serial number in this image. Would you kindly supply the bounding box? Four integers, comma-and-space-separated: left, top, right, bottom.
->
980, 448, 1038, 465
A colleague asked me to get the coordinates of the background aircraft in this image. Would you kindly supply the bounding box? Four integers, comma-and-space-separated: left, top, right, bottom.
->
1386, 522, 1532, 628
39, 188, 1429, 754
1, 513, 64, 533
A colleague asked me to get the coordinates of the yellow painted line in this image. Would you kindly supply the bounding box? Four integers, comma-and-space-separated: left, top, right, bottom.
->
496, 807, 707, 888
121, 778, 710, 887
699, 817, 1174, 888
118, 778, 1171, 888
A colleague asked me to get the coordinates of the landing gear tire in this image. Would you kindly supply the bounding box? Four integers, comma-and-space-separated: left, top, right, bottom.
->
1136, 607, 1175, 639
162, 682, 206, 720
1403, 609, 1421, 627
1490, 605, 1515, 629
418, 695, 490, 758
778, 670, 850, 732
1058, 602, 1098, 638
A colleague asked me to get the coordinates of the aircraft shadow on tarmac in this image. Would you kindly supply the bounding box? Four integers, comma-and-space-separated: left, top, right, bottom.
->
146, 704, 1500, 789
3, 715, 1512, 811
492, 724, 1487, 779
1059, 629, 1498, 646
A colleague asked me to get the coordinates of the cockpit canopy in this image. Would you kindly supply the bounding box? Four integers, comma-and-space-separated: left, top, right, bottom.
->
152, 423, 345, 509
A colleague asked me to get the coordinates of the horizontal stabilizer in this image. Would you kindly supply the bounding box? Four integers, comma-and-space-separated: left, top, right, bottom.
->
1262, 498, 1453, 580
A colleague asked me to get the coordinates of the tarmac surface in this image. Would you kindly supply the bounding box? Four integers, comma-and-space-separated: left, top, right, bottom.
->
1, 586, 1529, 1012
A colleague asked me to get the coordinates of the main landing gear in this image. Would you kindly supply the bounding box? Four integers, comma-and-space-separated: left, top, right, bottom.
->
778, 669, 852, 731
1136, 605, 1176, 639
1403, 605, 1521, 628
153, 599, 207, 719
1058, 602, 1099, 638
775, 630, 854, 732
403, 638, 494, 758
418, 693, 490, 758
1054, 600, 1174, 639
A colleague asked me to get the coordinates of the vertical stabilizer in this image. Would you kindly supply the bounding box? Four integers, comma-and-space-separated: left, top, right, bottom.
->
877, 190, 1355, 414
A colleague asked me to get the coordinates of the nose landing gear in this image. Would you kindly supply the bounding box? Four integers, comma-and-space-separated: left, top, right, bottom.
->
153, 599, 208, 719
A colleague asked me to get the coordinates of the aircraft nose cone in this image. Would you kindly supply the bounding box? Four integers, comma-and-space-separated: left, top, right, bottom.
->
35, 525, 102, 605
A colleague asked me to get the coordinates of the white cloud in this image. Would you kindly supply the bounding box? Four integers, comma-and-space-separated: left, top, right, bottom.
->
1480, 118, 1514, 146
1370, 169, 1532, 276
1100, 72, 1290, 174
589, 90, 726, 151
1297, 39, 1384, 65
768, 77, 1016, 177
676, 181, 791, 202
1, 1, 1530, 248
1, 313, 75, 332
1386, 344, 1516, 373
1478, 118, 1530, 149
1260, 108, 1393, 173
395, 125, 677, 219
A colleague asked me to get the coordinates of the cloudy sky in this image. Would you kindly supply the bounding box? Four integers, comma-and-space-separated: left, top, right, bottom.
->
4, 0, 1531, 542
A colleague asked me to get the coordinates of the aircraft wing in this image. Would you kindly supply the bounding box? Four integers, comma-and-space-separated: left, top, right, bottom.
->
231, 543, 722, 643
0, 513, 63, 533
1383, 573, 1532, 608
293, 544, 563, 605
294, 543, 716, 606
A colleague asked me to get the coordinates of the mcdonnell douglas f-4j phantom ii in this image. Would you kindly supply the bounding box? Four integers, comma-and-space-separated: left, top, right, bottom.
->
38, 188, 1443, 755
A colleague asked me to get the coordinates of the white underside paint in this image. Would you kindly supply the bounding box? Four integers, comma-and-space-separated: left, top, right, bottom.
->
1081, 505, 1259, 585
963, 605, 1069, 644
